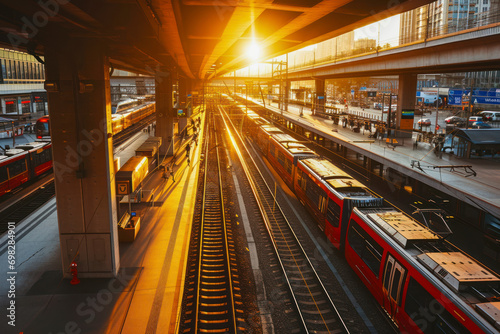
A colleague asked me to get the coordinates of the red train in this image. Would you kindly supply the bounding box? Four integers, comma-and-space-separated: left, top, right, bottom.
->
246, 112, 500, 333
0, 142, 53, 196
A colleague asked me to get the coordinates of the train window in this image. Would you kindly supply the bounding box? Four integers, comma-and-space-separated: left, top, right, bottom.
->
9, 159, 27, 177
297, 169, 306, 190
326, 199, 341, 227
269, 144, 275, 157
404, 277, 469, 334
347, 220, 384, 277
390, 268, 402, 302
285, 158, 292, 175
383, 259, 393, 291
277, 151, 285, 168
383, 255, 407, 306
33, 153, 40, 167
0, 166, 7, 182
306, 176, 325, 210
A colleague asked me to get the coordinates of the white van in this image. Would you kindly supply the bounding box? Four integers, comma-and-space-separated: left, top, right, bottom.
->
480, 111, 500, 121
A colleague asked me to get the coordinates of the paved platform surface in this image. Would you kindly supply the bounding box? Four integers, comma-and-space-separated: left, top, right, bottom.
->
0, 111, 204, 334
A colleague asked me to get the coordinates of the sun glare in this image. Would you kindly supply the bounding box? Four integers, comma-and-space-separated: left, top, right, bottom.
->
246, 41, 261, 61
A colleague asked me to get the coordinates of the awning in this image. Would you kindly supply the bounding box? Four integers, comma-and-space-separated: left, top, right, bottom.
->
451, 129, 500, 145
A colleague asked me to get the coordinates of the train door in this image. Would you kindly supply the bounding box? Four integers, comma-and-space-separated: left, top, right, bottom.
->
382, 254, 407, 324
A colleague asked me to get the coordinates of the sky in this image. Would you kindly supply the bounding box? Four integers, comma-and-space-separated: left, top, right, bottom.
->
354, 15, 401, 46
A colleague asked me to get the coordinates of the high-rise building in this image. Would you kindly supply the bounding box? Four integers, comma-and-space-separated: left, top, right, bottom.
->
353, 38, 377, 52
336, 31, 355, 57
400, 0, 482, 43
0, 48, 47, 122
400, 5, 429, 44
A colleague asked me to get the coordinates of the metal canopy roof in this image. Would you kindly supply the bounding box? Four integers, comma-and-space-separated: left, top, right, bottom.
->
452, 129, 500, 145
0, 0, 433, 79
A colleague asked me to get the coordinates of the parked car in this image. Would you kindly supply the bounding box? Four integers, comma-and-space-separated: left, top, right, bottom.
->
417, 118, 431, 126
471, 121, 492, 129
445, 116, 466, 124
468, 116, 483, 125
480, 111, 500, 122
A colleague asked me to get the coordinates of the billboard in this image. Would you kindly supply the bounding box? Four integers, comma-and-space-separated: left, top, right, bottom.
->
400, 109, 414, 131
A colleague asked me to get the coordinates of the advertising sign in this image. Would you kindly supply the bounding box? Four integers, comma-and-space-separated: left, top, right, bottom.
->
400, 109, 414, 131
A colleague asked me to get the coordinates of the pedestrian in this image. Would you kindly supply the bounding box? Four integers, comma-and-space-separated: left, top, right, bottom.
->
185, 142, 191, 165
193, 132, 198, 146
162, 165, 170, 180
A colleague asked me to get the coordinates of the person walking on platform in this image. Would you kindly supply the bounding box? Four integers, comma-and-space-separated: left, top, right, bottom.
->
162, 165, 175, 182
185, 142, 191, 166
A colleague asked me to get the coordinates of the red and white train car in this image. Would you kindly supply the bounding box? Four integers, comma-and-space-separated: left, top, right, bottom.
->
294, 157, 383, 249
0, 142, 52, 196
346, 207, 500, 333
266, 133, 316, 189
253, 124, 283, 155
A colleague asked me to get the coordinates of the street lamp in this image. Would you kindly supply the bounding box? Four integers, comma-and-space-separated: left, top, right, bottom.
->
434, 79, 439, 134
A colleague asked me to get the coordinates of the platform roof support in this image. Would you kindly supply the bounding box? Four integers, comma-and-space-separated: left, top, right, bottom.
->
45, 39, 119, 278
314, 78, 326, 115
156, 72, 174, 156
396, 74, 418, 138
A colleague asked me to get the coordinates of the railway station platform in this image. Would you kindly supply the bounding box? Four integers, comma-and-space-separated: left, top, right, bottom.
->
245, 97, 500, 272
0, 112, 205, 334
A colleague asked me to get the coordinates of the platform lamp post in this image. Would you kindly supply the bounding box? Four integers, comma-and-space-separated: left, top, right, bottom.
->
384, 80, 396, 138
434, 77, 440, 134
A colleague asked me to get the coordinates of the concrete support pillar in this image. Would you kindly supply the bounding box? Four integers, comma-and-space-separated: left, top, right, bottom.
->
45, 39, 119, 278
1, 98, 5, 114
396, 74, 417, 138
179, 77, 193, 116
314, 79, 325, 114
155, 72, 174, 156
17, 97, 22, 115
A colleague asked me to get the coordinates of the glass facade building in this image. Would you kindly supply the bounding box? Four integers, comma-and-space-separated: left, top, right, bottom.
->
0, 48, 47, 122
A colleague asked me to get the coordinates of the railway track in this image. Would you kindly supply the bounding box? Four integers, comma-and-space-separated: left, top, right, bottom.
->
219, 106, 351, 334
112, 113, 156, 146
0, 180, 55, 233
179, 107, 244, 333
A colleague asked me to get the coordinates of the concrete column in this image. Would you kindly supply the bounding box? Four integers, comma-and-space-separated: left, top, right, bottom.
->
1, 98, 5, 114
396, 74, 417, 138
155, 72, 174, 156
45, 39, 119, 278
315, 79, 325, 114
17, 97, 22, 115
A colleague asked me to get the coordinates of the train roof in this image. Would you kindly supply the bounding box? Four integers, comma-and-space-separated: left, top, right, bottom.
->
355, 207, 500, 331
260, 125, 283, 134
118, 156, 148, 173
367, 210, 440, 248
5, 148, 27, 157
271, 133, 316, 156
15, 142, 49, 151
300, 157, 377, 198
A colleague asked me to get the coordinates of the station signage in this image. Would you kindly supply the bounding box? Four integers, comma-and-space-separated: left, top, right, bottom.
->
117, 181, 129, 195
448, 89, 500, 105
400, 109, 414, 131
